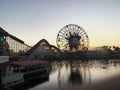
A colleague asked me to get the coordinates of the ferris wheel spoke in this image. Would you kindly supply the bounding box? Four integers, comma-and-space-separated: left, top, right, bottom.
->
71, 24, 75, 30
77, 26, 80, 30
81, 32, 86, 36
81, 38, 85, 41
63, 28, 71, 36
69, 24, 73, 30
64, 25, 69, 31
59, 31, 67, 36
77, 27, 81, 34
75, 25, 78, 30
62, 30, 70, 37
73, 29, 77, 34
67, 25, 71, 30
58, 40, 68, 43
58, 32, 66, 37
80, 37, 86, 41
81, 33, 87, 38
69, 25, 72, 30
58, 38, 68, 41
79, 30, 84, 35
78, 27, 83, 33
61, 29, 69, 35
58, 34, 69, 40
72, 25, 75, 30
81, 35, 88, 38
74, 26, 78, 32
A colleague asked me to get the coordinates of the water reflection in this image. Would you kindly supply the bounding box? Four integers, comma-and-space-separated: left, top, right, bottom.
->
68, 61, 82, 85
28, 59, 120, 90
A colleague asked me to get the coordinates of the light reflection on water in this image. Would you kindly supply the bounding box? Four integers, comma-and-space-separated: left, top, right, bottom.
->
28, 59, 120, 90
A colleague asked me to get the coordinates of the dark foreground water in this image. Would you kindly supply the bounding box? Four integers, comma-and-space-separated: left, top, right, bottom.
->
27, 59, 120, 90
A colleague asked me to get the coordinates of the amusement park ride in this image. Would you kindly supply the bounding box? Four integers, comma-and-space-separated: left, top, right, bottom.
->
0, 24, 89, 58
57, 24, 89, 52
0, 27, 30, 56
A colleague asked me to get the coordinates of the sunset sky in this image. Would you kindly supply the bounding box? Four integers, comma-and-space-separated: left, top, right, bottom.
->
0, 0, 120, 47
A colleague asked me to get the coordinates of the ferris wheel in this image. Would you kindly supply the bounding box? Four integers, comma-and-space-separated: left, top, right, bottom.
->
56, 24, 89, 52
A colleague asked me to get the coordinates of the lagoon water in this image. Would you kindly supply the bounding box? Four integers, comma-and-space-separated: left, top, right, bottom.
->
27, 59, 120, 90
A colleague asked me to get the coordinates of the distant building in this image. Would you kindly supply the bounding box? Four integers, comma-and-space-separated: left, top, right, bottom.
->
86, 46, 111, 59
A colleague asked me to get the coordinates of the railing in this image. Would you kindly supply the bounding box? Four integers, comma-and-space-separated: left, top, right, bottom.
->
2, 73, 24, 85
0, 56, 9, 63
